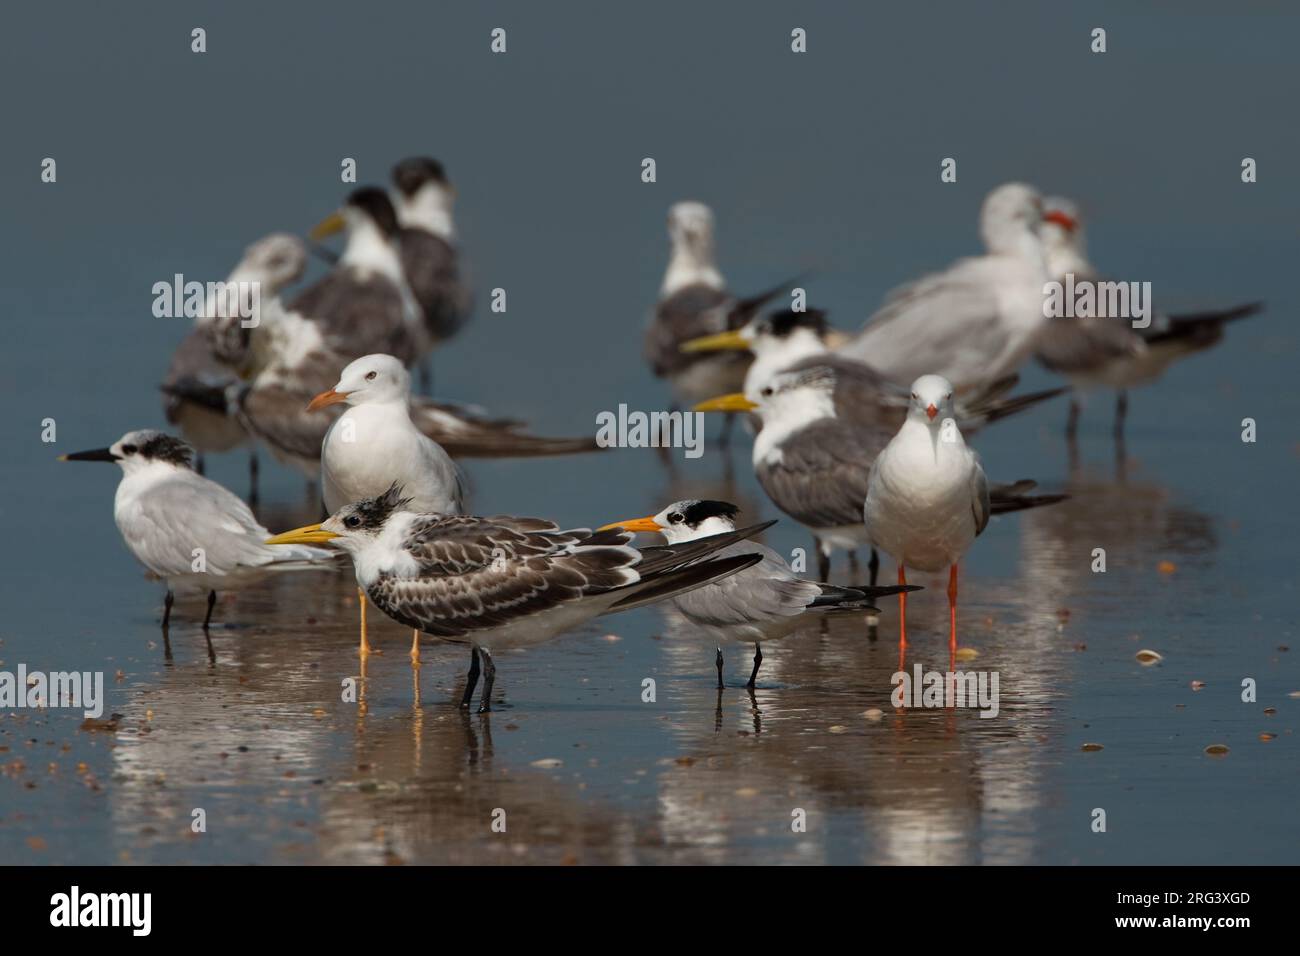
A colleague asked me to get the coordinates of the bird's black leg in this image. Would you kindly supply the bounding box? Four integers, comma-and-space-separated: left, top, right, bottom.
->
477, 647, 496, 714
848, 550, 861, 577
195, 454, 206, 476
1114, 389, 1128, 440
460, 646, 481, 709
1066, 397, 1081, 439
715, 646, 725, 690
203, 591, 217, 663
161, 590, 174, 662
419, 357, 433, 396
815, 537, 829, 581
746, 643, 763, 689
718, 411, 736, 451
868, 548, 880, 587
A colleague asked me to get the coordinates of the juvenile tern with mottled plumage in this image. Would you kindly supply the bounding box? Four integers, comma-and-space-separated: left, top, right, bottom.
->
267, 485, 770, 712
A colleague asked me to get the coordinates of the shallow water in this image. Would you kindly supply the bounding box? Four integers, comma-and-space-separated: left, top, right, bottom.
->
1, 1, 1297, 864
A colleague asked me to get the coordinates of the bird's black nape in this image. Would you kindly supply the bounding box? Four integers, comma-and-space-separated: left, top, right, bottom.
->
137, 433, 195, 468
761, 307, 830, 339
681, 500, 740, 525
351, 482, 415, 529
345, 186, 401, 237
392, 156, 449, 196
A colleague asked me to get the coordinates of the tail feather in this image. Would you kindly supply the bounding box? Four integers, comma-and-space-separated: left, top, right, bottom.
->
961, 385, 1070, 431
811, 583, 921, 609
159, 378, 232, 416
990, 490, 1069, 515
1143, 301, 1263, 347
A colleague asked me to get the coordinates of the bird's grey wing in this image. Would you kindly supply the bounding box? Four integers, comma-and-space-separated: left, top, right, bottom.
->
1036, 314, 1141, 374
780, 354, 909, 428
671, 541, 819, 624
366, 517, 638, 638
645, 285, 731, 377
121, 475, 271, 576
845, 262, 1005, 380
398, 227, 470, 342
757, 420, 885, 529
970, 461, 991, 537
239, 382, 336, 463
288, 269, 417, 364
410, 398, 599, 458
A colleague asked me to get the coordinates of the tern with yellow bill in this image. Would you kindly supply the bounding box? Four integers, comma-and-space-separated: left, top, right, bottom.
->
291, 186, 424, 366
267, 484, 770, 712
600, 500, 917, 688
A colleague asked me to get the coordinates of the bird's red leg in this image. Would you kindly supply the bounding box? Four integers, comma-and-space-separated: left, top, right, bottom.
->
947, 564, 959, 663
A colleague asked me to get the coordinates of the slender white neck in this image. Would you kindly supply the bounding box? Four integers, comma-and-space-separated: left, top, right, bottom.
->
342, 218, 404, 282
662, 246, 724, 297
396, 183, 456, 241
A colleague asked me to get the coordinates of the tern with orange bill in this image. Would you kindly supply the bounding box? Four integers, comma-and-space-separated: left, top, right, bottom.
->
599, 500, 918, 688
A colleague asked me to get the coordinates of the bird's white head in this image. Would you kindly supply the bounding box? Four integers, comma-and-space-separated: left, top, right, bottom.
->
1040, 195, 1086, 267
309, 353, 410, 411
908, 374, 955, 426
599, 499, 740, 544
234, 233, 307, 294
60, 429, 195, 475
267, 483, 414, 557
979, 182, 1045, 255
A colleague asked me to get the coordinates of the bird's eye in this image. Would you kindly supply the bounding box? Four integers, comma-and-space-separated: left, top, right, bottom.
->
946, 393, 952, 400
668, 513, 683, 524
760, 386, 773, 398
344, 515, 362, 528
121, 444, 137, 455
910, 393, 917, 400
365, 371, 377, 381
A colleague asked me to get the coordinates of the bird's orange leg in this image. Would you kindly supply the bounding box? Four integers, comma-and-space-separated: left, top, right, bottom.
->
898, 564, 908, 648
947, 564, 959, 662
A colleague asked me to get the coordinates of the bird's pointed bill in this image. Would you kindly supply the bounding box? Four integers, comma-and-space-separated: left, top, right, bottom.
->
679, 330, 750, 354
694, 393, 758, 413
308, 212, 346, 241
307, 388, 350, 411
597, 516, 663, 532
265, 523, 340, 546
59, 447, 119, 462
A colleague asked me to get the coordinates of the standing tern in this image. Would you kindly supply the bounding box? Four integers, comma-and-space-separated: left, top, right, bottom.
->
1033, 196, 1263, 439
695, 357, 1064, 582
863, 376, 1066, 657
644, 201, 793, 446
266, 485, 770, 712
681, 307, 839, 401
60, 430, 333, 657
599, 499, 918, 688
309, 353, 465, 661
294, 187, 424, 366
391, 157, 472, 389
837, 182, 1054, 391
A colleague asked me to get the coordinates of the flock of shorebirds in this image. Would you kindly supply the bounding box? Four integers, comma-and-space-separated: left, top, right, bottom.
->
59, 160, 1259, 712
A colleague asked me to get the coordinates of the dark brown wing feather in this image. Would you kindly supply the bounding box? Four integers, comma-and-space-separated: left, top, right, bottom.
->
288, 268, 419, 364
398, 227, 472, 344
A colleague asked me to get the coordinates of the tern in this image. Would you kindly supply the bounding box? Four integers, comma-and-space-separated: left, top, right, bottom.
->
681, 307, 838, 402
1033, 196, 1263, 439
390, 157, 473, 390
309, 352, 466, 661
60, 430, 333, 656
599, 499, 918, 688
836, 182, 1054, 391
161, 233, 307, 486
266, 485, 770, 712
644, 201, 793, 446
863, 376, 1066, 657
695, 357, 1065, 581
294, 187, 424, 366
